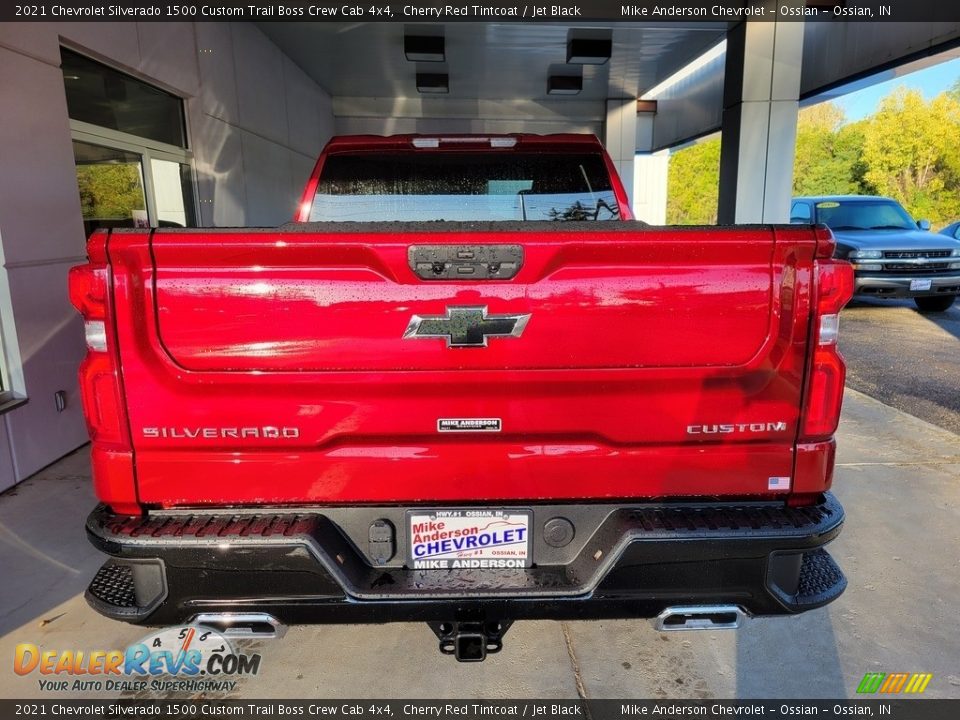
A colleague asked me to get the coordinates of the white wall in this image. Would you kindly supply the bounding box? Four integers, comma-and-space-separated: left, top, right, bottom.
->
632, 152, 669, 225
0, 22, 335, 490
605, 99, 638, 201
191, 23, 335, 226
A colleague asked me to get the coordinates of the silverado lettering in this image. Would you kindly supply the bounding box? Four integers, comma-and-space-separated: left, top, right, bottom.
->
70, 133, 854, 662
142, 427, 300, 439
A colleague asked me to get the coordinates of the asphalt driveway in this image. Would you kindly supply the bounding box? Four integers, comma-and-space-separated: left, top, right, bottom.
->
840, 298, 960, 434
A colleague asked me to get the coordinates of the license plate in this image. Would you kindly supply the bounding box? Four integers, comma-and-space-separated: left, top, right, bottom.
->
910, 279, 933, 291
408, 509, 532, 569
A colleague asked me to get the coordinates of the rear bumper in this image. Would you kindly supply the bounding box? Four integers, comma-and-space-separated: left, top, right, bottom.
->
85, 494, 846, 627
854, 272, 960, 297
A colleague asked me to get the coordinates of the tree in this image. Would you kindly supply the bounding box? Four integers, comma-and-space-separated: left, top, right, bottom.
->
948, 77, 960, 102
75, 163, 146, 221
666, 137, 721, 225
792, 102, 866, 196
860, 88, 960, 226
665, 86, 960, 228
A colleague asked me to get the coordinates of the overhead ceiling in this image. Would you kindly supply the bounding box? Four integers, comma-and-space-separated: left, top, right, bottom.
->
257, 22, 728, 102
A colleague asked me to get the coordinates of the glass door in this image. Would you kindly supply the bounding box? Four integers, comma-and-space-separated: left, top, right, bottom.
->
71, 128, 198, 233
72, 140, 149, 237
149, 158, 198, 228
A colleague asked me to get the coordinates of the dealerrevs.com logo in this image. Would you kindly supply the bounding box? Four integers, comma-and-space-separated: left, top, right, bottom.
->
856, 672, 933, 694
14, 625, 261, 693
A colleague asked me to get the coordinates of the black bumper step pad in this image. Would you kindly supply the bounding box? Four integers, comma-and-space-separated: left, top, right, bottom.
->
99, 512, 317, 541
626, 501, 837, 533
84, 559, 167, 622
796, 548, 847, 608
87, 562, 137, 608
93, 498, 841, 543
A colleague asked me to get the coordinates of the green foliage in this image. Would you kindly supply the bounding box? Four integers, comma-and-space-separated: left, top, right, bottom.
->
860, 89, 960, 227
793, 104, 866, 196
666, 137, 721, 225
75, 163, 146, 221
666, 87, 960, 228
949, 78, 960, 102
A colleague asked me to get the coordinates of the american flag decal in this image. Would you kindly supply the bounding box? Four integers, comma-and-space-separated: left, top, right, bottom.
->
768, 476, 791, 491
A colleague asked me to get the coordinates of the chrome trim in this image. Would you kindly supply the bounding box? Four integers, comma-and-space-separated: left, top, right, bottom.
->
855, 274, 960, 287
654, 605, 745, 631
853, 258, 945, 265
192, 612, 287, 639
851, 252, 957, 266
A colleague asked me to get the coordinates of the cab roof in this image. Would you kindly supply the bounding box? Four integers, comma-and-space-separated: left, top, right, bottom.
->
322, 133, 605, 152
793, 195, 898, 203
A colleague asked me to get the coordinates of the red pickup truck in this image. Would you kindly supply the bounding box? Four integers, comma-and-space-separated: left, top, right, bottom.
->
70, 134, 852, 661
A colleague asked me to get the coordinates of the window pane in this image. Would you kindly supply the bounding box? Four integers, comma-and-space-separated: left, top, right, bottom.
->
73, 140, 148, 236
151, 159, 196, 228
815, 200, 915, 230
310, 152, 621, 222
61, 48, 186, 148
790, 203, 811, 222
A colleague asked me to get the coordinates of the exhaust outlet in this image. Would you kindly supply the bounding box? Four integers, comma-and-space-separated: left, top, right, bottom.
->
192, 613, 287, 639
654, 605, 744, 632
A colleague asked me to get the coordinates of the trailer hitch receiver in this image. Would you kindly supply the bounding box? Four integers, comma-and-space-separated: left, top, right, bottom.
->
428, 620, 513, 662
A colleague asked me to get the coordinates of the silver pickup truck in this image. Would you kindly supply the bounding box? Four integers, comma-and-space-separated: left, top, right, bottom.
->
791, 195, 960, 312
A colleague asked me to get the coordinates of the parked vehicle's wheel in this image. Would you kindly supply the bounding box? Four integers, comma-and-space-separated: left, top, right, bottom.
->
914, 296, 956, 312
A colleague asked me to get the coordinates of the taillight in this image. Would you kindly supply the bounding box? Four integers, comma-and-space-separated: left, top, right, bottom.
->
68, 264, 108, 318
68, 237, 131, 452
801, 229, 855, 442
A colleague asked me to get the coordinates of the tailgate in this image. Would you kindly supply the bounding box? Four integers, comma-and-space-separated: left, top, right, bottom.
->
106, 223, 817, 506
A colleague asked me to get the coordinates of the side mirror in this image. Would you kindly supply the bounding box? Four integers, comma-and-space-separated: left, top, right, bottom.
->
917, 219, 931, 231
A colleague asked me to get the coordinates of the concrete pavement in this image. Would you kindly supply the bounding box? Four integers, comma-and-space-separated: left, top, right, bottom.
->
1, 389, 958, 699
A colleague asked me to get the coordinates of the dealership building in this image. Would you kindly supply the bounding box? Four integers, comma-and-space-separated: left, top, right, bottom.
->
0, 10, 957, 490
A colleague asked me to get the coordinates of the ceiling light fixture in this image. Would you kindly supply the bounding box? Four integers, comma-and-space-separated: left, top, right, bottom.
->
547, 75, 582, 96
405, 35, 445, 62
416, 73, 449, 94
567, 38, 612, 65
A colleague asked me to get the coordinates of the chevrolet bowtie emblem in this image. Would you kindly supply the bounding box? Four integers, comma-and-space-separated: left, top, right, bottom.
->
403, 306, 531, 348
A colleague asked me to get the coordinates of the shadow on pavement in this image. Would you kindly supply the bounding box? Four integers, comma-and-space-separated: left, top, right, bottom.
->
0, 446, 104, 637
736, 611, 846, 697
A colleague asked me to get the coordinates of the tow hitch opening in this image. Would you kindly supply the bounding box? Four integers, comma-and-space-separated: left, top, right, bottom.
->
428, 620, 513, 662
